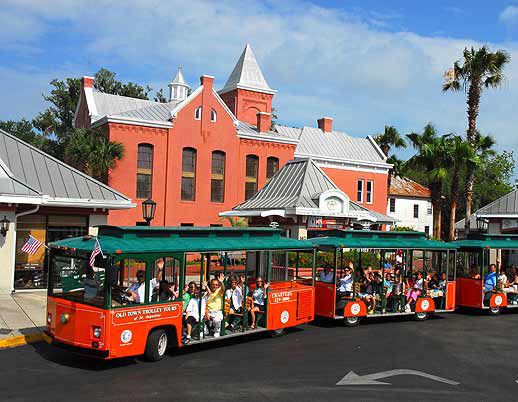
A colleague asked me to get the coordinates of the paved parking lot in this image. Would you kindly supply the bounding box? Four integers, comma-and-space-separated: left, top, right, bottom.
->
0, 310, 516, 402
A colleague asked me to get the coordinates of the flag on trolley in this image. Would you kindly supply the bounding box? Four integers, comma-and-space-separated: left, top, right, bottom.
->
90, 238, 104, 267
21, 235, 46, 254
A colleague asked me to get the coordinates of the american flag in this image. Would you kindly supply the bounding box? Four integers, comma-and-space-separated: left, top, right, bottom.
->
89, 238, 104, 267
21, 235, 45, 254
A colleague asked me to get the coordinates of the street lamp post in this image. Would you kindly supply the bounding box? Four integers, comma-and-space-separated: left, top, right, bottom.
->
475, 215, 488, 232
142, 199, 157, 226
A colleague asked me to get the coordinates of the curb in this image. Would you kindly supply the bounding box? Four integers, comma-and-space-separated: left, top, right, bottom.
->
0, 331, 51, 349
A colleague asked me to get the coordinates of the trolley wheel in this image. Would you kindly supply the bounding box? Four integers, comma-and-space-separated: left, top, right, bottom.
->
488, 307, 501, 316
344, 316, 360, 327
270, 328, 285, 338
144, 329, 168, 362
415, 312, 429, 321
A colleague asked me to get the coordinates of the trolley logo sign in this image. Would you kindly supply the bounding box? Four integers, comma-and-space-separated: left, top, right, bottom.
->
269, 291, 296, 304
112, 304, 181, 326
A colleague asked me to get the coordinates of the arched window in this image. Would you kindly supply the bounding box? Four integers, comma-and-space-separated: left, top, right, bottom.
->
211, 151, 225, 203
194, 106, 202, 120
181, 148, 197, 201
136, 144, 153, 199
266, 157, 279, 180
210, 108, 217, 122
245, 155, 259, 200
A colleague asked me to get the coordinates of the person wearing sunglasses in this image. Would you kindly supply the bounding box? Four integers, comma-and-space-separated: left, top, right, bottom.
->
249, 277, 269, 329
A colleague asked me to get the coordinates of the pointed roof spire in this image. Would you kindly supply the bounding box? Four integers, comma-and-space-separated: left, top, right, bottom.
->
171, 66, 187, 85
220, 44, 276, 95
168, 66, 190, 102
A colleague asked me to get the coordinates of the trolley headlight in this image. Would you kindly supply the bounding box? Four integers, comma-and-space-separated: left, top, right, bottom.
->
47, 313, 52, 324
92, 326, 102, 339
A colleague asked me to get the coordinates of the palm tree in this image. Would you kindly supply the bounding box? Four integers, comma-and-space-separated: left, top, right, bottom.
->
65, 128, 124, 183
406, 125, 451, 239
374, 125, 406, 157
443, 46, 510, 234
220, 216, 248, 227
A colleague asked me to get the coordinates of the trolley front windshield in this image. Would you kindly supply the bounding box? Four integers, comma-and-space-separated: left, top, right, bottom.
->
48, 252, 107, 308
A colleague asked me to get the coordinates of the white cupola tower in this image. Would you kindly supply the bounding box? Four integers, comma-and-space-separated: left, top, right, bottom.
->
168, 66, 190, 102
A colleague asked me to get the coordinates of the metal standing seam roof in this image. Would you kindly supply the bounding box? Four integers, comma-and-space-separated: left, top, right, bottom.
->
91, 91, 160, 122
0, 129, 131, 203
233, 158, 396, 223
455, 187, 518, 230
294, 126, 387, 164
113, 101, 182, 122
474, 188, 518, 216
234, 159, 337, 210
219, 44, 275, 95
49, 226, 314, 254
237, 121, 298, 143
310, 230, 456, 250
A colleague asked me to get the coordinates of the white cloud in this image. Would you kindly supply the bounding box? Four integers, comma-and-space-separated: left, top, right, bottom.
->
1, 0, 517, 167
500, 5, 518, 23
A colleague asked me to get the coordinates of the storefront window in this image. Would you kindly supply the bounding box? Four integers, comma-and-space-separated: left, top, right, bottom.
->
15, 214, 88, 290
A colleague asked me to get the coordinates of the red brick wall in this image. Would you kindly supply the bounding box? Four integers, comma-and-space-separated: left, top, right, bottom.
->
322, 167, 388, 214
220, 88, 273, 127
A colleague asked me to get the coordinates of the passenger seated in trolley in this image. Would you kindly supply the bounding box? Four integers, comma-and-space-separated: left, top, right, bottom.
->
503, 267, 518, 302
483, 263, 498, 305
468, 264, 481, 279
405, 271, 424, 312
204, 277, 225, 338
359, 268, 375, 313
318, 264, 334, 283
184, 286, 206, 344
336, 264, 353, 299
250, 277, 269, 329
152, 280, 177, 302
225, 275, 244, 330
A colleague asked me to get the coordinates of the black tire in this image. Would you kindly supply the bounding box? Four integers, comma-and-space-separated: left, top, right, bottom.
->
144, 329, 168, 362
270, 328, 285, 338
344, 316, 360, 327
415, 312, 428, 321
488, 307, 501, 316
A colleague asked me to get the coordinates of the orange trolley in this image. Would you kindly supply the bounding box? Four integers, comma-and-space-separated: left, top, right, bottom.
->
309, 230, 457, 325
46, 226, 316, 361
452, 233, 518, 315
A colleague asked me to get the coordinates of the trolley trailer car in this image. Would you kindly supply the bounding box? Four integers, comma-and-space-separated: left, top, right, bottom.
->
452, 233, 518, 315
309, 230, 457, 326
46, 226, 316, 361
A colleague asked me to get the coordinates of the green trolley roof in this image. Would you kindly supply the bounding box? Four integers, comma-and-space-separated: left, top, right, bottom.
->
451, 233, 518, 250
49, 225, 315, 254
310, 229, 456, 250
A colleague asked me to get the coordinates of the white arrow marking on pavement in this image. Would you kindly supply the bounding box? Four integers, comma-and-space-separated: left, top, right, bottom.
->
336, 369, 460, 386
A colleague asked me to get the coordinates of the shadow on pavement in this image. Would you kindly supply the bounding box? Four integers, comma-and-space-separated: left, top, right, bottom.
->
27, 326, 304, 370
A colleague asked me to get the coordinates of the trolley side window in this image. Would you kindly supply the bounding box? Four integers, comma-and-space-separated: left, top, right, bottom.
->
110, 258, 147, 307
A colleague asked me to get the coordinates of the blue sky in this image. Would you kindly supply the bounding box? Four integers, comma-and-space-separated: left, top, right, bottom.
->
1, 0, 518, 172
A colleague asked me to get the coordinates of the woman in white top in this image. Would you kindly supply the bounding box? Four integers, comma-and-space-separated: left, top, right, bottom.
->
184, 287, 207, 344
337, 266, 353, 298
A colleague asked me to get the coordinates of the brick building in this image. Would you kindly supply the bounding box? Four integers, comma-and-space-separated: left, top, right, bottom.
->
75, 44, 391, 226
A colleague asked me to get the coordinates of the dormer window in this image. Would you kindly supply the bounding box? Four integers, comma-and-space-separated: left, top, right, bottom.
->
211, 108, 217, 122
195, 106, 202, 120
